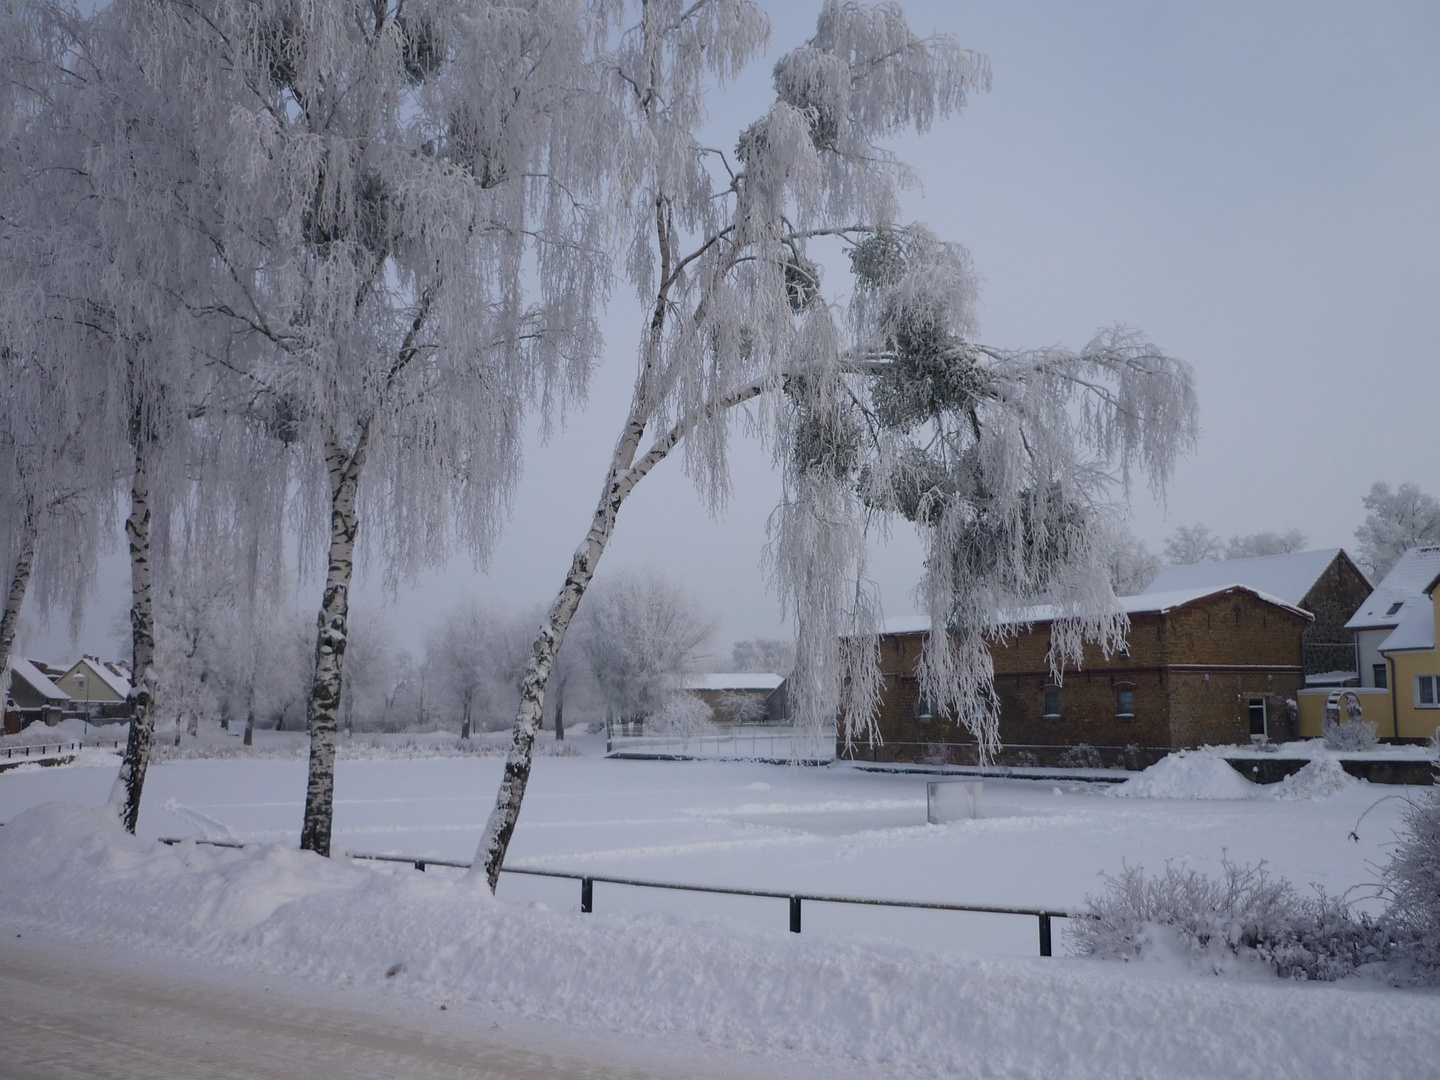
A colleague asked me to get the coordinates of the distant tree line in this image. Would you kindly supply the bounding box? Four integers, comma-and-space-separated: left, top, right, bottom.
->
1108, 480, 1440, 596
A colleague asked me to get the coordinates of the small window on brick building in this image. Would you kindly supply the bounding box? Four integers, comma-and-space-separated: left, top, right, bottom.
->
1416, 676, 1440, 708
1043, 687, 1062, 719
915, 694, 934, 723
1116, 687, 1135, 719
1373, 664, 1388, 690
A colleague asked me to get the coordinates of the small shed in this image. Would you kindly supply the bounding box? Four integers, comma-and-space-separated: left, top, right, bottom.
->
681, 673, 786, 725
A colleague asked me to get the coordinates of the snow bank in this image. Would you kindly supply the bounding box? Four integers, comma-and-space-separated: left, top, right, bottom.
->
1109, 751, 1261, 800
0, 801, 1432, 1080
1267, 756, 1360, 801
1110, 751, 1362, 803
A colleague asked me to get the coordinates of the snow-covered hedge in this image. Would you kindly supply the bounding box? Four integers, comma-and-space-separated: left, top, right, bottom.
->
1069, 860, 1388, 981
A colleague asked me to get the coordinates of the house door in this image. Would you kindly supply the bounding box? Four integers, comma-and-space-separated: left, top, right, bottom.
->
1247, 697, 1267, 739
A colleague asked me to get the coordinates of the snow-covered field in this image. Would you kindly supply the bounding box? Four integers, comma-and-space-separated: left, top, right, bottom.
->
1, 738, 1435, 1078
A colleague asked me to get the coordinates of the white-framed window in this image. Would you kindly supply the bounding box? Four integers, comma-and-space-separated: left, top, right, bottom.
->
1416, 675, 1440, 708
1247, 697, 1267, 738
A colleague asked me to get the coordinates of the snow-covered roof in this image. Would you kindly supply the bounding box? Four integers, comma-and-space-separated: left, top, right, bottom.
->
877, 585, 1311, 638
65, 657, 132, 699
1304, 670, 1359, 687
1345, 546, 1440, 630
1379, 595, 1436, 654
1146, 549, 1352, 608
682, 672, 784, 692
7, 657, 70, 702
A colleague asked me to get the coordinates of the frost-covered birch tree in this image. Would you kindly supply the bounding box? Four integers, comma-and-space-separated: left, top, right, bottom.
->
473, 0, 1197, 889
2, 0, 231, 831
47, 0, 616, 854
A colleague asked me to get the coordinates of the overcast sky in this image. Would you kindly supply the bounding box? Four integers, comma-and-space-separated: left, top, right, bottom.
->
23, 0, 1440, 666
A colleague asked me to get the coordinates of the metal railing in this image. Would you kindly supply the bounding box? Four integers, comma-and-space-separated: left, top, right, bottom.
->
2, 737, 125, 760
605, 724, 837, 764
158, 836, 1073, 956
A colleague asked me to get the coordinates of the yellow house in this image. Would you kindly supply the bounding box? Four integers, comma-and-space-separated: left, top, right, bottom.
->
1378, 576, 1440, 741
55, 655, 131, 705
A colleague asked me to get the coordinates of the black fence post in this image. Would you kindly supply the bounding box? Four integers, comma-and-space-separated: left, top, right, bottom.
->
414, 860, 426, 872
789, 896, 802, 933
581, 877, 593, 913
1038, 913, 1052, 957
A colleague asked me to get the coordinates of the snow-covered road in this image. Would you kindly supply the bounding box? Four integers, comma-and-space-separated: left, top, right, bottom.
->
0, 933, 833, 1080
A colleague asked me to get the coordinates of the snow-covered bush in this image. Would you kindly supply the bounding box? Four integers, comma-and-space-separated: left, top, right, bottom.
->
1323, 693, 1378, 751
1069, 860, 1387, 980
1059, 743, 1103, 769
1382, 788, 1440, 982
645, 693, 716, 737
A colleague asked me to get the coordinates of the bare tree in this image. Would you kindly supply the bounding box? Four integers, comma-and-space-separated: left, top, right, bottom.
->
729, 638, 796, 675
1355, 482, 1440, 579
472, 1, 1197, 889
1107, 530, 1160, 596
1163, 524, 1224, 565
575, 569, 716, 733
1225, 529, 1307, 560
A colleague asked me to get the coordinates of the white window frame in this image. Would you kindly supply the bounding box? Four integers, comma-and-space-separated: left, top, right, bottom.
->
1247, 697, 1268, 740
1415, 675, 1440, 708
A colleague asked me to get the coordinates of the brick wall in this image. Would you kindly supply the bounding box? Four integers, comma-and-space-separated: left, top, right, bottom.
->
859, 588, 1310, 762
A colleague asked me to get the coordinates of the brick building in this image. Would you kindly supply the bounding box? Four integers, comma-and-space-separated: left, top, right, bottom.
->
851, 585, 1312, 769
1146, 548, 1370, 680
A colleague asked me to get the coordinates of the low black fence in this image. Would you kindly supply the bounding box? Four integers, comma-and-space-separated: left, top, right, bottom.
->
1, 737, 125, 760
159, 836, 1074, 956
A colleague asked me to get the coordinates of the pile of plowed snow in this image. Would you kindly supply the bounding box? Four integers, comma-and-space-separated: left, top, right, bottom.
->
1268, 755, 1360, 801
1109, 751, 1260, 800
1111, 750, 1363, 801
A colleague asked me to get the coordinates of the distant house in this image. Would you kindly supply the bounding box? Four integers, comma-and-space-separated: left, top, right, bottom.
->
854, 585, 1312, 769
1147, 549, 1371, 681
681, 673, 787, 725
1294, 546, 1440, 742
54, 655, 132, 721
4, 658, 71, 732
1343, 546, 1440, 692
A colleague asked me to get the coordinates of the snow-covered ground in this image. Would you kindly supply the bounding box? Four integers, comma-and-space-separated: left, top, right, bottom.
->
1, 741, 1434, 1078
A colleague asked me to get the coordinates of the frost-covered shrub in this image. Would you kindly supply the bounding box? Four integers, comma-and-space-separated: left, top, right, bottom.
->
1059, 743, 1103, 769
1323, 717, 1378, 751
1382, 788, 1440, 982
1323, 693, 1378, 750
645, 693, 716, 737
1069, 860, 1388, 980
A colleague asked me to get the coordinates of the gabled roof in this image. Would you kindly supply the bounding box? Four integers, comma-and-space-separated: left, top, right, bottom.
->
1346, 546, 1440, 630
682, 673, 784, 692
7, 657, 70, 703
877, 584, 1311, 638
1379, 595, 1435, 654
1146, 548, 1358, 609
62, 656, 132, 699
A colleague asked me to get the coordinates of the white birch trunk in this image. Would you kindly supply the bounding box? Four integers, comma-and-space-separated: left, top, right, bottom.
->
299, 433, 367, 856
0, 499, 38, 679
471, 370, 777, 889
111, 444, 156, 834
